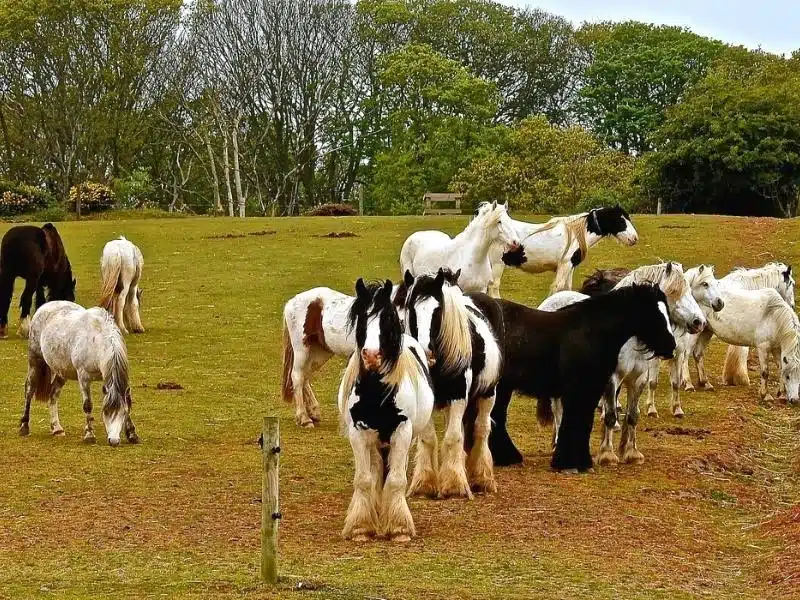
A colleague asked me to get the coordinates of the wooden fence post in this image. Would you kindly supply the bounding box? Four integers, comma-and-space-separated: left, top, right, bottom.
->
261, 416, 280, 584
76, 194, 81, 219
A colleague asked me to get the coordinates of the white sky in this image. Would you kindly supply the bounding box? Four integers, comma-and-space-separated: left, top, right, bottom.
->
498, 1, 800, 56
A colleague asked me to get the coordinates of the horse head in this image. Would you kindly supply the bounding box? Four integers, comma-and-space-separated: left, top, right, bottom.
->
628, 283, 676, 360
349, 278, 402, 374
686, 264, 724, 312
588, 206, 638, 246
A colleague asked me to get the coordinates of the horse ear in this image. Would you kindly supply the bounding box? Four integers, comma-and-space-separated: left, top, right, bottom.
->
434, 268, 445, 287
382, 279, 393, 295
666, 262, 673, 275
784, 356, 789, 364
698, 264, 705, 273
404, 270, 414, 287
491, 200, 497, 210
453, 268, 462, 282
355, 278, 368, 298
785, 265, 793, 281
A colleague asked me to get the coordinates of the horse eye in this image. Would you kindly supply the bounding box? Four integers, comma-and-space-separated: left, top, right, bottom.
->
702, 282, 709, 288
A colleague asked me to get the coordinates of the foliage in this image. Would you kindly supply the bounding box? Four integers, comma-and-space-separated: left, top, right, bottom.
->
576, 21, 725, 154
453, 116, 636, 213
0, 181, 53, 216
641, 51, 800, 217
69, 182, 116, 212
112, 168, 158, 209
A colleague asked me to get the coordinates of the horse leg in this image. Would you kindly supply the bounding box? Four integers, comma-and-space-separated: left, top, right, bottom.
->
48, 376, 67, 436
620, 377, 646, 464
552, 391, 595, 472
124, 285, 145, 334
35, 285, 46, 309
467, 394, 497, 493
79, 375, 96, 444
645, 358, 659, 417
669, 349, 685, 418
302, 348, 330, 424
772, 348, 786, 399
290, 347, 314, 428
488, 383, 522, 466
757, 345, 773, 401
17, 277, 37, 337
115, 281, 130, 334
380, 422, 415, 541
0, 271, 14, 338
597, 379, 620, 465
550, 262, 573, 294
439, 398, 472, 499
408, 420, 439, 497
342, 427, 379, 541
19, 361, 40, 436
551, 398, 563, 449
694, 330, 715, 390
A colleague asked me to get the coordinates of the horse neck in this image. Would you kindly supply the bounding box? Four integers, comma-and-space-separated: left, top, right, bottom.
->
454, 219, 494, 259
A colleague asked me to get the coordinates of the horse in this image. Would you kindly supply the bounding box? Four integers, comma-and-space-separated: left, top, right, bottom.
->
19, 301, 139, 447
581, 265, 725, 418
487, 205, 638, 297
281, 284, 407, 428
338, 278, 434, 542
0, 223, 76, 338
401, 268, 502, 497
99, 236, 144, 334
561, 262, 705, 465
698, 263, 795, 388
691, 286, 800, 404
399, 201, 519, 294
470, 283, 675, 472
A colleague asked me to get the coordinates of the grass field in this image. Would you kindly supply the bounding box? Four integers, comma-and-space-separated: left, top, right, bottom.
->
0, 214, 798, 600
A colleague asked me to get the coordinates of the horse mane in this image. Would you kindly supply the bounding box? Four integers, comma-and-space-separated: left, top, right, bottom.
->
532, 212, 590, 265
580, 267, 630, 296
615, 262, 688, 303
726, 263, 788, 291
101, 312, 130, 416
345, 280, 384, 333
437, 284, 473, 374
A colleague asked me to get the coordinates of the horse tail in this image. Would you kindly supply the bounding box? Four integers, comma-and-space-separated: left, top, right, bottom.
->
31, 360, 53, 402
281, 316, 294, 402
103, 326, 130, 417
99, 251, 122, 314
536, 397, 553, 426
723, 345, 751, 386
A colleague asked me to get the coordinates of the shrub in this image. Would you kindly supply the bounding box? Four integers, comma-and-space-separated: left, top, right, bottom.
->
69, 182, 115, 212
0, 181, 53, 216
304, 203, 358, 216
112, 169, 157, 209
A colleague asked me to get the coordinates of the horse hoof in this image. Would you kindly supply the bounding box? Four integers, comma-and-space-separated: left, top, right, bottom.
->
596, 450, 619, 466
623, 449, 645, 464
390, 534, 411, 543
350, 534, 372, 542
672, 407, 685, 418
83, 434, 97, 444
763, 394, 775, 403
19, 423, 29, 436
559, 468, 580, 475
51, 428, 65, 437
700, 382, 714, 391
647, 408, 659, 418
613, 421, 621, 432
127, 433, 141, 444
684, 384, 696, 392
470, 478, 498, 495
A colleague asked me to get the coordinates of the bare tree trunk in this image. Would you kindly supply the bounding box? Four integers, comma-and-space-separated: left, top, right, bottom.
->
222, 130, 234, 216
232, 114, 245, 217
205, 133, 223, 213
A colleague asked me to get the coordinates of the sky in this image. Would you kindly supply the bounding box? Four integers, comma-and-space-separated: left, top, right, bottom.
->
499, 1, 800, 56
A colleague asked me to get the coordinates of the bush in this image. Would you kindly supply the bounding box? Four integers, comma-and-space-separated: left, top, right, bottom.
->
69, 182, 115, 212
0, 181, 53, 216
112, 169, 157, 209
304, 203, 358, 216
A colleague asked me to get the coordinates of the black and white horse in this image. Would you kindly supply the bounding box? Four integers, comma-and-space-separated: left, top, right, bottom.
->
338, 279, 434, 542
486, 205, 638, 297
471, 284, 676, 472
402, 268, 502, 497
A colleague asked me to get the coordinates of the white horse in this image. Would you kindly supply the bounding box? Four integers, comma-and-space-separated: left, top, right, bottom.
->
541, 263, 705, 465
281, 284, 406, 428
645, 265, 725, 418
19, 301, 138, 446
487, 205, 639, 297
399, 201, 519, 294
338, 279, 434, 542
100, 236, 144, 335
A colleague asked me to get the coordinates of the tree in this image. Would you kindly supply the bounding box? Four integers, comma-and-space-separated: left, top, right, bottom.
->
577, 21, 725, 154
641, 51, 800, 217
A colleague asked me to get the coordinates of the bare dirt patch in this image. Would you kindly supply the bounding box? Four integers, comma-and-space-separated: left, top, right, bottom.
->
316, 231, 358, 238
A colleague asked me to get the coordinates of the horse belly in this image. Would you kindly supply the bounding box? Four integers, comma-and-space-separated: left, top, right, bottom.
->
519, 234, 564, 274
321, 307, 356, 356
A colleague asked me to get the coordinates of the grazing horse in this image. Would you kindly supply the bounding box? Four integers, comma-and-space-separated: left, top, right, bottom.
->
399, 201, 520, 294
402, 268, 502, 497
488, 205, 638, 297
281, 284, 406, 428
100, 236, 144, 334
338, 279, 434, 542
0, 223, 76, 338
471, 284, 675, 472
19, 301, 139, 446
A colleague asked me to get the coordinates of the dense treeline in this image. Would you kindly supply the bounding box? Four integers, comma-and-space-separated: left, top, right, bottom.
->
0, 0, 798, 216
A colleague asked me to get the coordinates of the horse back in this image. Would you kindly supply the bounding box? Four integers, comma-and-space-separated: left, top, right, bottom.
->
0, 225, 48, 276
580, 268, 630, 296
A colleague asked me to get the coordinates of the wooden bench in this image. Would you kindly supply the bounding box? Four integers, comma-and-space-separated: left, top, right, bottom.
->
423, 192, 463, 215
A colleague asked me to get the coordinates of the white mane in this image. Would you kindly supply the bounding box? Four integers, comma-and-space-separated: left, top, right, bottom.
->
615, 262, 689, 303
725, 263, 789, 291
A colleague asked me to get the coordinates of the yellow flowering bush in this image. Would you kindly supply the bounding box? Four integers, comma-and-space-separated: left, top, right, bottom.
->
69, 182, 116, 212
0, 181, 53, 216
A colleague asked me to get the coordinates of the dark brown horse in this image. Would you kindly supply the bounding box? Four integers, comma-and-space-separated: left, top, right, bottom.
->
0, 223, 76, 338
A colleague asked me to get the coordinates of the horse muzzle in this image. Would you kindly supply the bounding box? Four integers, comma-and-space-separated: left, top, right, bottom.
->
687, 318, 705, 335
360, 349, 383, 372
712, 299, 725, 312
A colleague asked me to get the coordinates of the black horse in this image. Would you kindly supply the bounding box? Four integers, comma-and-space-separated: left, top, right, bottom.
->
0, 223, 76, 337
468, 284, 676, 472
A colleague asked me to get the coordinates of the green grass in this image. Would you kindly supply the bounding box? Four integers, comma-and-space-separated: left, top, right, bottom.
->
0, 214, 798, 599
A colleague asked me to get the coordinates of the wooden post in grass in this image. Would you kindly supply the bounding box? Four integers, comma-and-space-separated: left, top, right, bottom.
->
261, 416, 280, 584
76, 194, 81, 219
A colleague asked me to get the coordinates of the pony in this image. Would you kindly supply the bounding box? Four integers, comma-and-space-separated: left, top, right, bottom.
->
470, 283, 675, 472
281, 284, 407, 428
692, 286, 800, 404
99, 236, 145, 334
487, 205, 638, 297
338, 278, 434, 542
0, 223, 76, 338
581, 265, 725, 418
568, 262, 706, 465
402, 268, 502, 497
695, 263, 795, 388
19, 301, 139, 446
399, 201, 519, 294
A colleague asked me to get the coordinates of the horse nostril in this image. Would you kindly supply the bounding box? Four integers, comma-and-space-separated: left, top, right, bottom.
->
692, 318, 704, 331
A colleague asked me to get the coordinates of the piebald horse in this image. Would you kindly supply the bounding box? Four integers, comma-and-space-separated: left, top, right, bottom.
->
338, 279, 434, 542
19, 301, 138, 446
399, 201, 519, 294
487, 205, 638, 297
99, 236, 145, 335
